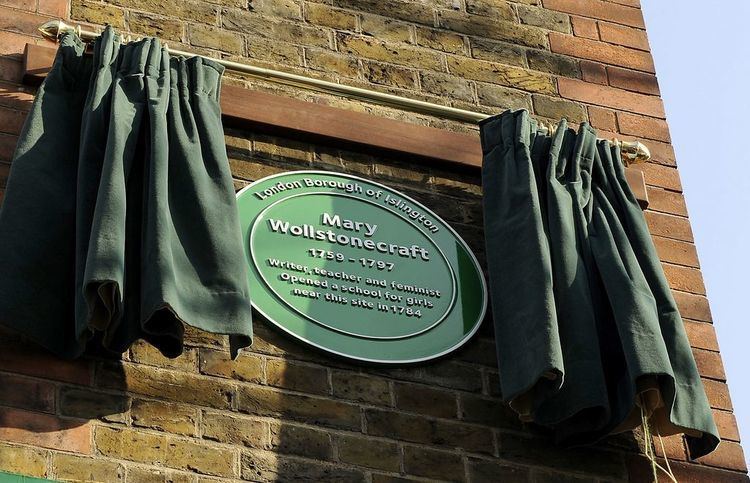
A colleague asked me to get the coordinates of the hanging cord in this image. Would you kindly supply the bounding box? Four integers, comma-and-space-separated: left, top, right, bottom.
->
639, 395, 679, 482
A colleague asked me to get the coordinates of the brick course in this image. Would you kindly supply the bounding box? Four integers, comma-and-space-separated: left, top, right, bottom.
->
0, 0, 745, 481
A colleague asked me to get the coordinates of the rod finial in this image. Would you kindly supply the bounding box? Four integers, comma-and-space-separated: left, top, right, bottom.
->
618, 139, 651, 164
38, 19, 76, 41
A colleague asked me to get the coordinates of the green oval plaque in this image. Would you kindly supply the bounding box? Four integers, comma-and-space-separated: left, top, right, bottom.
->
237, 171, 487, 364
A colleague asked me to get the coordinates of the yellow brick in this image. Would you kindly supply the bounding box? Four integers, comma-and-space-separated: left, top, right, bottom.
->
438, 9, 548, 48
466, 0, 516, 19
447, 56, 556, 94
183, 324, 228, 348
360, 14, 413, 43
419, 71, 474, 102
305, 49, 359, 78
189, 24, 244, 54
428, 175, 483, 196
128, 12, 183, 42
131, 399, 198, 436
202, 412, 268, 449
247, 0, 301, 19
109, 0, 217, 24
246, 38, 301, 66
70, 0, 125, 28
415, 26, 466, 54
0, 443, 48, 478
337, 34, 443, 71
253, 134, 312, 162
223, 9, 331, 48
130, 341, 198, 372
95, 426, 166, 465
362, 60, 416, 89
165, 437, 238, 477
96, 362, 234, 410
124, 465, 193, 483
229, 158, 288, 182
199, 348, 265, 383
265, 358, 329, 395
52, 453, 124, 482
305, 3, 357, 30
333, 0, 433, 26
374, 163, 429, 183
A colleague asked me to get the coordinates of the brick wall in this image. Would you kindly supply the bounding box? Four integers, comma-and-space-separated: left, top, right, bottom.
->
0, 0, 746, 481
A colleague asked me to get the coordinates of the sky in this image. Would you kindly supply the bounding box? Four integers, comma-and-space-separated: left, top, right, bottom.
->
640, 1, 750, 462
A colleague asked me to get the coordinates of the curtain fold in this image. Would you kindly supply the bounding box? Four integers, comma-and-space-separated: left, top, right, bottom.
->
481, 109, 719, 459
0, 27, 252, 359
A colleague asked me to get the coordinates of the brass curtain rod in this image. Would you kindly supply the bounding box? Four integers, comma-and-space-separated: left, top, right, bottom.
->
38, 20, 650, 163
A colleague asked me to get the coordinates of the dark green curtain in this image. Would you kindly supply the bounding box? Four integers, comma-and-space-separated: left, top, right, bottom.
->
481, 109, 719, 459
0, 28, 252, 359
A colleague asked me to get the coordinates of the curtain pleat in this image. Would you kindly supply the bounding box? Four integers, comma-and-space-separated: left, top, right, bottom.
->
0, 27, 252, 359
481, 109, 719, 458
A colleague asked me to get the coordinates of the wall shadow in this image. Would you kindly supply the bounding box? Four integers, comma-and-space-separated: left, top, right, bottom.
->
0, 327, 127, 442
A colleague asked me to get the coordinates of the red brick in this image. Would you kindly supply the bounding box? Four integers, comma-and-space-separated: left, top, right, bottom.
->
558, 78, 664, 117
580, 60, 607, 84
713, 410, 740, 442
645, 187, 686, 216
0, 373, 55, 413
0, 0, 36, 12
663, 263, 705, 295
617, 112, 670, 142
609, 0, 640, 6
0, 57, 23, 82
653, 434, 686, 461
638, 139, 675, 166
630, 457, 749, 483
0, 106, 27, 135
0, 161, 9, 185
0, 30, 42, 57
632, 162, 681, 190
0, 340, 92, 385
0, 406, 91, 453
588, 106, 617, 131
692, 348, 725, 380
684, 319, 719, 352
607, 66, 660, 95
673, 290, 712, 322
0, 7, 49, 36
542, 0, 645, 28
697, 441, 747, 472
598, 21, 649, 50
0, 82, 35, 111
38, 0, 69, 17
703, 378, 732, 410
644, 211, 694, 242
571, 16, 598, 39
550, 32, 654, 72
673, 463, 749, 483
653, 235, 698, 267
